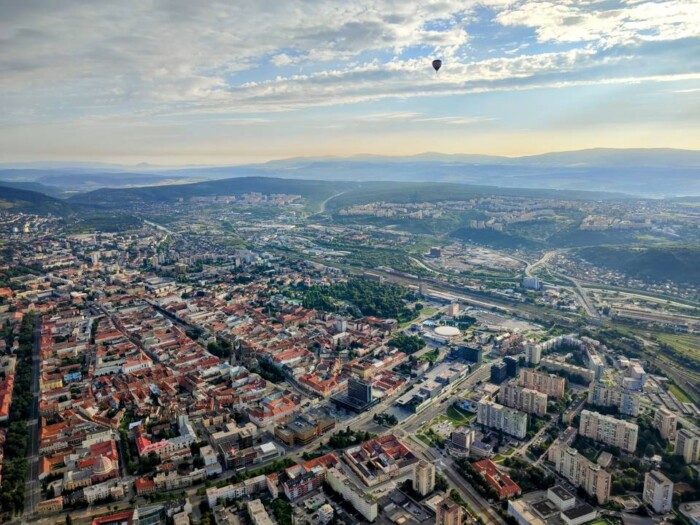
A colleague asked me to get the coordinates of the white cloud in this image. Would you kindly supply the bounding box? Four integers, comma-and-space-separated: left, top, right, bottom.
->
0, 0, 697, 127
414, 116, 494, 125
497, 0, 700, 47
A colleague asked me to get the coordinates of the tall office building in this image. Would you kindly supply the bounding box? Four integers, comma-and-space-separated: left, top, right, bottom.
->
490, 362, 508, 384
413, 460, 436, 497
348, 377, 372, 405
643, 471, 673, 514
450, 427, 475, 451
654, 407, 678, 441
436, 497, 463, 525
454, 345, 482, 364
498, 380, 548, 417
518, 368, 566, 398
548, 442, 612, 504
504, 356, 518, 378
579, 410, 639, 453
477, 398, 528, 439
675, 429, 700, 465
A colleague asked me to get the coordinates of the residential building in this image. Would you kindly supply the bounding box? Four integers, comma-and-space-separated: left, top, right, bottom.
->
675, 429, 700, 464
248, 499, 274, 525
413, 460, 435, 497
548, 442, 611, 504
525, 344, 541, 365
318, 504, 334, 524
522, 276, 541, 290
436, 497, 463, 525
540, 359, 595, 385
587, 353, 605, 381
518, 369, 565, 398
326, 467, 378, 522
498, 380, 548, 417
579, 410, 638, 453
654, 407, 678, 441
643, 471, 673, 514
587, 382, 640, 416
477, 398, 528, 439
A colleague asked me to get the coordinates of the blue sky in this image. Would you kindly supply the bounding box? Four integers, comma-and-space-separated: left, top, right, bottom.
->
0, 0, 698, 164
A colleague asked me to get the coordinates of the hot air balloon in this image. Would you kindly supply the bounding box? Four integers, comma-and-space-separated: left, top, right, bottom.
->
432, 59, 442, 73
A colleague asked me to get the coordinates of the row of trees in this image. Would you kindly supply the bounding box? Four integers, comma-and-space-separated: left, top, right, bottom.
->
0, 315, 35, 516
327, 428, 374, 448
373, 413, 398, 426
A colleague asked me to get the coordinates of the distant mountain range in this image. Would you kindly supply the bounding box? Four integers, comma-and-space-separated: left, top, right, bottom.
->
2, 148, 700, 197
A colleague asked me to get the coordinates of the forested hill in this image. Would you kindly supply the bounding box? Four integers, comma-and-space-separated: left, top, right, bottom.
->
576, 246, 700, 284
0, 185, 76, 215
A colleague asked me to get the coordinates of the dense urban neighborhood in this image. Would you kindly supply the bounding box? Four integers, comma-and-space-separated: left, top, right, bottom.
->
0, 183, 698, 525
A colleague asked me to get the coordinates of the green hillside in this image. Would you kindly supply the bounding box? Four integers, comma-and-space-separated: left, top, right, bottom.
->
577, 245, 700, 284
71, 177, 359, 210
0, 185, 75, 215
325, 182, 624, 212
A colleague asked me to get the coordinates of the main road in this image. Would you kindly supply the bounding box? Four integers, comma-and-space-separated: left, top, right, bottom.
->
386, 363, 503, 525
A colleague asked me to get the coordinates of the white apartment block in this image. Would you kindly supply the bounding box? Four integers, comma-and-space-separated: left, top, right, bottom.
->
477, 398, 528, 439
579, 410, 638, 453
675, 429, 700, 465
327, 467, 378, 522
643, 471, 673, 514
654, 407, 678, 441
548, 442, 612, 504
518, 368, 566, 398
588, 382, 640, 416
499, 380, 548, 417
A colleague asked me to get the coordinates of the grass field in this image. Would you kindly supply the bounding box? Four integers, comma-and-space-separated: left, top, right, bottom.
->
418, 348, 440, 363
657, 333, 700, 362
421, 306, 438, 317
445, 405, 475, 426
668, 383, 693, 404
416, 434, 433, 447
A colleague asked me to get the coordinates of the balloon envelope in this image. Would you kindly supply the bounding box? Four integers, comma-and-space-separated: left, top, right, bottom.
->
432, 59, 442, 72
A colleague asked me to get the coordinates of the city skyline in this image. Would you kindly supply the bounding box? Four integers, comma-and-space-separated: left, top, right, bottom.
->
1, 1, 699, 164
